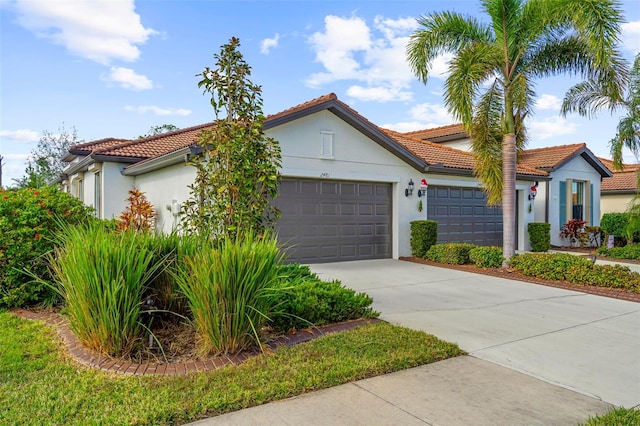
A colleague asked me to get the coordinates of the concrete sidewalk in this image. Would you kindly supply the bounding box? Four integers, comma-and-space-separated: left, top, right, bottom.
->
189, 259, 639, 425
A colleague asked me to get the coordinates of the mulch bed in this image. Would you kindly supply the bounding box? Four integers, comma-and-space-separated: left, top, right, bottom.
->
401, 257, 640, 303
10, 307, 379, 377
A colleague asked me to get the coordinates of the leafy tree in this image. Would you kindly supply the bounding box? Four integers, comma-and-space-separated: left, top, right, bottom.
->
13, 125, 81, 188
180, 37, 281, 239
407, 0, 627, 261
138, 124, 179, 139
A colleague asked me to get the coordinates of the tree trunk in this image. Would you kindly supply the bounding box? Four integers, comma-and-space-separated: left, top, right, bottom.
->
502, 133, 517, 265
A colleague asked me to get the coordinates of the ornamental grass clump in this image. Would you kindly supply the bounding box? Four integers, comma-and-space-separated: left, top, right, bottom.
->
50, 224, 164, 357
175, 231, 284, 355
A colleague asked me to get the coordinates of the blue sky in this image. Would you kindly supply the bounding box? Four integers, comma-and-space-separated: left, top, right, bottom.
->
1, 0, 639, 185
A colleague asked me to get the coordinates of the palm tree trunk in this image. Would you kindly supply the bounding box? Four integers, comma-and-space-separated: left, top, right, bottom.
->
502, 133, 517, 264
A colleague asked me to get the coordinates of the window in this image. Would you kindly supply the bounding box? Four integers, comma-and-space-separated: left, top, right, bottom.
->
94, 172, 102, 218
77, 179, 84, 201
572, 181, 584, 220
320, 131, 334, 159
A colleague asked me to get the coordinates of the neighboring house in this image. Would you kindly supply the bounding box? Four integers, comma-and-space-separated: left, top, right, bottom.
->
61, 93, 608, 261
598, 157, 639, 214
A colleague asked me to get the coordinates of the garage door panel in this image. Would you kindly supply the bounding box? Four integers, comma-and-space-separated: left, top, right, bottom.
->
274, 178, 392, 263
429, 185, 502, 246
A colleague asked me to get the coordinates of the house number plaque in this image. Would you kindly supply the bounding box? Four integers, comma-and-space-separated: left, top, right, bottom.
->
320, 172, 330, 178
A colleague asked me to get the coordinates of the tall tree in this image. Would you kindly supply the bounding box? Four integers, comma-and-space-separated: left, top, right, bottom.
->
13, 125, 81, 188
407, 0, 627, 262
180, 37, 281, 239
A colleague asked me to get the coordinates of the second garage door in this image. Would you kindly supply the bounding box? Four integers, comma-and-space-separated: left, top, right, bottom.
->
274, 178, 392, 263
427, 185, 503, 246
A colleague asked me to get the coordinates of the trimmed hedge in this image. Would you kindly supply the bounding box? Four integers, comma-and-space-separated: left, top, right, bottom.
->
596, 243, 640, 260
510, 253, 640, 292
410, 220, 438, 258
425, 243, 475, 265
528, 222, 551, 252
469, 246, 504, 268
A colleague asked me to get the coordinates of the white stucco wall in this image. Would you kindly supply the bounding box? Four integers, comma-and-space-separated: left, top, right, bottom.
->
134, 162, 197, 233
546, 156, 603, 247
435, 138, 472, 152
101, 162, 134, 220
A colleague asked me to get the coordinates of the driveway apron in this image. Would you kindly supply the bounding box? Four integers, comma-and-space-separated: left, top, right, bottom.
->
310, 259, 640, 408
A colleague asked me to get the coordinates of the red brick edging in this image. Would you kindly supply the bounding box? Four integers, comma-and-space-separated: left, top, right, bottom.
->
11, 308, 378, 376
401, 257, 640, 303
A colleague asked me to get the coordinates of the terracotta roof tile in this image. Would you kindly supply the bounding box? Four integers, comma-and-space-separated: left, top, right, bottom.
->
597, 157, 640, 172
70, 138, 131, 153
518, 143, 586, 170
265, 93, 338, 122
383, 129, 547, 177
403, 124, 466, 140
602, 170, 638, 192
93, 122, 214, 159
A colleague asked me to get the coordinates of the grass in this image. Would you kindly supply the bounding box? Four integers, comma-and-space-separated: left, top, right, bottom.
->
0, 310, 462, 425
581, 407, 640, 425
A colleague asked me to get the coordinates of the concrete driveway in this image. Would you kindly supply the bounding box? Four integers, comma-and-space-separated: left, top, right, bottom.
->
310, 259, 640, 408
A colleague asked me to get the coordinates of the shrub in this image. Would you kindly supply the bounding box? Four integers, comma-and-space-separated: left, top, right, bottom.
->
0, 187, 94, 308
510, 252, 640, 292
175, 231, 285, 355
410, 220, 438, 257
425, 243, 475, 265
116, 187, 156, 233
560, 219, 587, 247
50, 224, 165, 357
596, 243, 640, 260
600, 213, 630, 246
528, 222, 550, 252
270, 264, 378, 332
469, 246, 503, 268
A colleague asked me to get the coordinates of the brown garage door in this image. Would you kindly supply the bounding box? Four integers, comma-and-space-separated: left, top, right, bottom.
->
427, 185, 503, 246
274, 178, 392, 263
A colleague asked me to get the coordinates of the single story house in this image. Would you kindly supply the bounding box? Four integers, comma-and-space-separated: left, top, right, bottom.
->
61, 93, 610, 261
599, 157, 639, 214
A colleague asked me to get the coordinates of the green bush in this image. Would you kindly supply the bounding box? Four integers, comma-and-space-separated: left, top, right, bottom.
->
50, 224, 165, 357
469, 246, 503, 268
175, 231, 285, 355
528, 222, 550, 252
270, 264, 378, 332
410, 220, 438, 257
596, 243, 640, 260
0, 187, 94, 308
510, 252, 640, 292
600, 213, 630, 246
425, 243, 475, 265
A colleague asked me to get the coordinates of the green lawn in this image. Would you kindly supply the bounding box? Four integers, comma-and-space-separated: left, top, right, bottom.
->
0, 311, 462, 425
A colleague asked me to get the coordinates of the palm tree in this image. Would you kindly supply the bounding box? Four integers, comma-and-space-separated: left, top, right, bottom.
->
407, 0, 627, 262
562, 53, 639, 171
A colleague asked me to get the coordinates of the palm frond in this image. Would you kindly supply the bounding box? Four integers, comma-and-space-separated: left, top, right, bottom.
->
407, 11, 493, 84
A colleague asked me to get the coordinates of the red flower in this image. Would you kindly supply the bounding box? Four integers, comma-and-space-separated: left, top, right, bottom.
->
34, 191, 39, 195
34, 234, 41, 240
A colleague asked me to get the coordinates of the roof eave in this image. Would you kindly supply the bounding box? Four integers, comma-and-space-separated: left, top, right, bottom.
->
123, 147, 192, 176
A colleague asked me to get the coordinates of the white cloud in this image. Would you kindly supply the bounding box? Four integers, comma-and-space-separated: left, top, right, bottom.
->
13, 0, 156, 65
381, 102, 456, 132
528, 116, 577, 140
622, 21, 640, 53
260, 33, 280, 55
102, 67, 154, 91
346, 85, 412, 102
124, 105, 191, 116
2, 153, 30, 161
0, 129, 39, 143
535, 94, 562, 111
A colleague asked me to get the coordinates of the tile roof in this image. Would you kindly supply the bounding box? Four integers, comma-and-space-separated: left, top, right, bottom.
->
70, 138, 131, 154
265, 93, 338, 122
92, 122, 214, 160
602, 170, 638, 192
597, 157, 640, 172
518, 143, 586, 170
383, 129, 547, 177
402, 124, 466, 140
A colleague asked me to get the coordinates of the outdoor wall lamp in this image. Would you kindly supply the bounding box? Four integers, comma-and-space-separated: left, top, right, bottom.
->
405, 179, 415, 197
